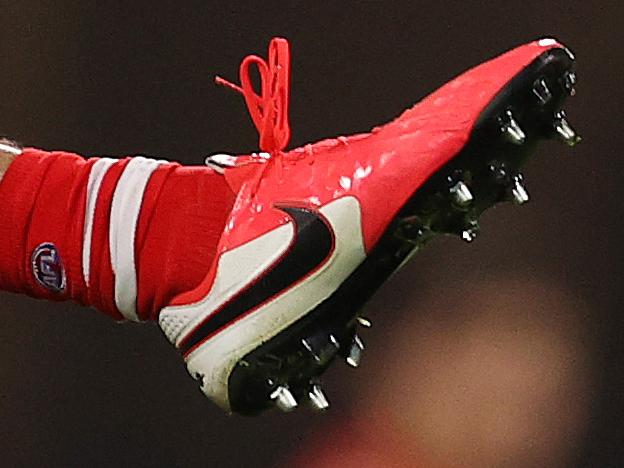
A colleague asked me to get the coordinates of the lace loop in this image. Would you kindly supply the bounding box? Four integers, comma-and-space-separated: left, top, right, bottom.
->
216, 37, 291, 155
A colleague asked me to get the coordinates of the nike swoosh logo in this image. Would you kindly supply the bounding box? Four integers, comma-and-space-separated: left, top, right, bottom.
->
182, 196, 366, 410
179, 206, 334, 355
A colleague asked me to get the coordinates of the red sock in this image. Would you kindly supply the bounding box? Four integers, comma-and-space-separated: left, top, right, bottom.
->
0, 148, 235, 320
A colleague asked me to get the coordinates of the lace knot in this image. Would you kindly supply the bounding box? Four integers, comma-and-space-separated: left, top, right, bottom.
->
216, 37, 291, 155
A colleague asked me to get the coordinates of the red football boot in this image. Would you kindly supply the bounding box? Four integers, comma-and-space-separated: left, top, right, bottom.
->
158, 37, 580, 414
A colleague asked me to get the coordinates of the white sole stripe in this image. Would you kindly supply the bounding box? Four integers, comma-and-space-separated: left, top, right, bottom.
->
109, 156, 167, 321
183, 196, 366, 410
159, 223, 295, 345
82, 158, 116, 286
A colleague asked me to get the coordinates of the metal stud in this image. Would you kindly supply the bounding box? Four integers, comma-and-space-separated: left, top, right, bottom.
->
301, 338, 321, 362
461, 222, 480, 243
398, 217, 427, 242
357, 317, 372, 328
308, 384, 330, 411
488, 164, 508, 185
533, 78, 552, 105
346, 335, 364, 368
510, 174, 529, 205
554, 111, 581, 146
461, 230, 476, 242
563, 71, 577, 96
449, 181, 474, 207
499, 110, 526, 145
270, 386, 298, 412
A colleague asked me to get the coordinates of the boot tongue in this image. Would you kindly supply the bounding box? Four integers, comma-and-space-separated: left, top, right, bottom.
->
223, 162, 266, 194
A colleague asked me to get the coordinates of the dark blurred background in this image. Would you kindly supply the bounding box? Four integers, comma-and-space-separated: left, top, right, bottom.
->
0, 1, 622, 467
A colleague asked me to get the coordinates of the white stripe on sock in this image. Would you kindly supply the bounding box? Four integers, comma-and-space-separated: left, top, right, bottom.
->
83, 158, 116, 286
109, 157, 166, 321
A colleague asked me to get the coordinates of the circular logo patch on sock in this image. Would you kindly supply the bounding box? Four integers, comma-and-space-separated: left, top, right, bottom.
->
32, 243, 66, 293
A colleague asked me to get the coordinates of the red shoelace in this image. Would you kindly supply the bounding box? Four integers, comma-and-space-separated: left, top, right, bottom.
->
216, 37, 291, 155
